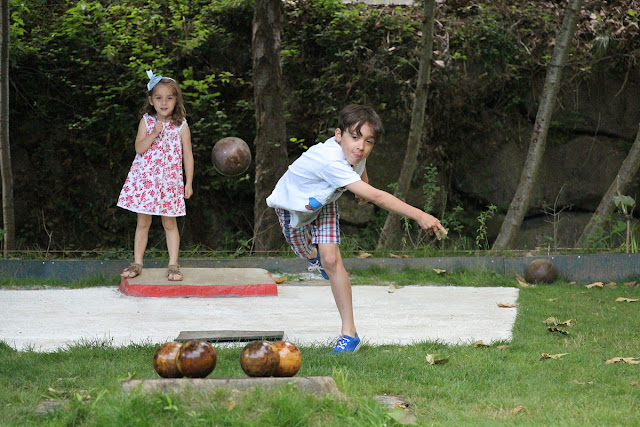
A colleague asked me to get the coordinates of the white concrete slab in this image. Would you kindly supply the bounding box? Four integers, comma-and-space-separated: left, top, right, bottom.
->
0, 284, 518, 352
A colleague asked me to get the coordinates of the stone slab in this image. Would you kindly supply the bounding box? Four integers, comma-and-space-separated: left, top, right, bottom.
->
121, 376, 343, 397
119, 268, 277, 297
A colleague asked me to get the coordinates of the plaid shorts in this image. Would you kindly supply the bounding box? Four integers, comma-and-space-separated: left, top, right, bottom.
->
275, 202, 340, 259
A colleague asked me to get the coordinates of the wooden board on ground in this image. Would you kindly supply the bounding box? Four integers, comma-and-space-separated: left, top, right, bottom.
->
122, 377, 344, 398
119, 268, 278, 297
176, 330, 284, 343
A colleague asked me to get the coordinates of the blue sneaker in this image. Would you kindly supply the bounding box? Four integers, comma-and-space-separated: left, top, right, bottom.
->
307, 251, 329, 280
331, 333, 361, 354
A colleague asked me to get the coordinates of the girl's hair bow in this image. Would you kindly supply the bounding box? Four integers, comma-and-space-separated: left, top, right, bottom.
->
146, 70, 163, 91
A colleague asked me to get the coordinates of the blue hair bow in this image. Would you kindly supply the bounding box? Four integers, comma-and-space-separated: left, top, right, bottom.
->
146, 70, 162, 91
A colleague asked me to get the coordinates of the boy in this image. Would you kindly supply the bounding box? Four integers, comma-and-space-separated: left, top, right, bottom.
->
267, 104, 447, 353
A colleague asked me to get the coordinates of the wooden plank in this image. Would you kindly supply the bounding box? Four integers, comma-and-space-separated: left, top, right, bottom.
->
176, 330, 284, 343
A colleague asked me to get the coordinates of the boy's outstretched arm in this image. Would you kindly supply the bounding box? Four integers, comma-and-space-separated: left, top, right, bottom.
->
346, 180, 447, 239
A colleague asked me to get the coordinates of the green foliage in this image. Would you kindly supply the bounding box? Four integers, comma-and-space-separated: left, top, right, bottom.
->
476, 204, 497, 250
9, 0, 640, 252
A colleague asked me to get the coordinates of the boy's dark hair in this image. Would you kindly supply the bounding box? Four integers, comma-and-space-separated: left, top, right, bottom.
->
337, 104, 384, 141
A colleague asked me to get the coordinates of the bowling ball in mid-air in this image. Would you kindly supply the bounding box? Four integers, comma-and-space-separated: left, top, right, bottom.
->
272, 341, 302, 377
175, 341, 217, 378
153, 342, 184, 378
212, 137, 251, 176
524, 259, 558, 284
239, 340, 280, 377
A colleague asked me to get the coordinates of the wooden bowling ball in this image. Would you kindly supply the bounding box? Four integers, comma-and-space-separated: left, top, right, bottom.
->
524, 259, 558, 284
273, 341, 302, 377
153, 342, 184, 378
240, 340, 280, 377
212, 137, 251, 176
175, 341, 217, 378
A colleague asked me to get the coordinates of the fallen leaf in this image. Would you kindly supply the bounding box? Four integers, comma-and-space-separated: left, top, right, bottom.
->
631, 381, 639, 386
605, 357, 640, 365
388, 284, 403, 293
497, 345, 510, 350
357, 251, 373, 258
512, 405, 526, 415
624, 281, 637, 287
544, 317, 574, 327
568, 281, 576, 285
515, 274, 533, 287
541, 353, 568, 360
273, 275, 288, 284
432, 268, 447, 275
498, 302, 516, 308
473, 340, 490, 347
225, 399, 236, 411
389, 253, 400, 258
548, 327, 569, 335
606, 281, 618, 288
586, 282, 604, 289
615, 297, 638, 303
426, 354, 449, 365
572, 380, 593, 386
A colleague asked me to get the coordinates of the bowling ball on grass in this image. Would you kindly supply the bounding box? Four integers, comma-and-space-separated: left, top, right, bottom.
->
240, 340, 280, 377
524, 259, 558, 284
153, 341, 184, 378
176, 341, 217, 378
273, 341, 302, 377
212, 137, 251, 176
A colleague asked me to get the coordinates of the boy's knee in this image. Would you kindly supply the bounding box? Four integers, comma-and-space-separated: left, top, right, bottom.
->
319, 250, 341, 271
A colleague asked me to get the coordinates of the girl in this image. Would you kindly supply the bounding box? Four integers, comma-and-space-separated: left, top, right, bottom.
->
117, 70, 194, 281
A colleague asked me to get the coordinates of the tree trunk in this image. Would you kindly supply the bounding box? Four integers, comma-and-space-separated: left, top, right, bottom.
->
0, 0, 14, 255
491, 0, 583, 251
377, 0, 436, 250
576, 124, 640, 248
251, 0, 289, 252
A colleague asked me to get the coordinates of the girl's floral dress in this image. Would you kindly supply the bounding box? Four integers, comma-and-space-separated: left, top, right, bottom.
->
117, 113, 187, 217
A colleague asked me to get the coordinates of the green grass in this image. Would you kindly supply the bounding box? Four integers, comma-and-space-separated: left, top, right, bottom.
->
2, 272, 640, 425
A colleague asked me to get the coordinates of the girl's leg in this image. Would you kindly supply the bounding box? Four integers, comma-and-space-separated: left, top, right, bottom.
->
122, 213, 152, 278
161, 216, 181, 280
134, 213, 152, 265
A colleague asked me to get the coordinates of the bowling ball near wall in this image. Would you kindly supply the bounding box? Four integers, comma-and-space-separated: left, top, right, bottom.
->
175, 341, 217, 378
240, 340, 280, 377
524, 259, 558, 284
153, 342, 184, 378
212, 137, 251, 176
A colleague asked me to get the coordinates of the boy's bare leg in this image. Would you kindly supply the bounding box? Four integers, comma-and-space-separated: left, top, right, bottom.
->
318, 243, 357, 337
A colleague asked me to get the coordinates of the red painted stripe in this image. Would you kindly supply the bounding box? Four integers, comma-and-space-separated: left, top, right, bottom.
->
119, 279, 278, 297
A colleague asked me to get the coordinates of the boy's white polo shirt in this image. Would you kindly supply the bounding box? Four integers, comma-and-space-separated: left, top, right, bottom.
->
267, 137, 365, 227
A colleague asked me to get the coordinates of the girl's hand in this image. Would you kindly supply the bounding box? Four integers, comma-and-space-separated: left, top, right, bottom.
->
356, 195, 369, 205
184, 184, 193, 199
153, 120, 163, 136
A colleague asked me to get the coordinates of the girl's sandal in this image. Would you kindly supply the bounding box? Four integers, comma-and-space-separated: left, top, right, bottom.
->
121, 263, 143, 278
167, 264, 183, 281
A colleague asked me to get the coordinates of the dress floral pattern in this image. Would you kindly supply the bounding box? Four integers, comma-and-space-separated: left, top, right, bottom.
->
117, 114, 187, 217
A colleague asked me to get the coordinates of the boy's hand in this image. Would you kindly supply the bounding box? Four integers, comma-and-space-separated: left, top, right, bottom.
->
355, 195, 369, 205
418, 213, 448, 240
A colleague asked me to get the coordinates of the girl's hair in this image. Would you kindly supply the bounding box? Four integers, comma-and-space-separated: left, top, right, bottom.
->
337, 104, 384, 141
141, 78, 186, 127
